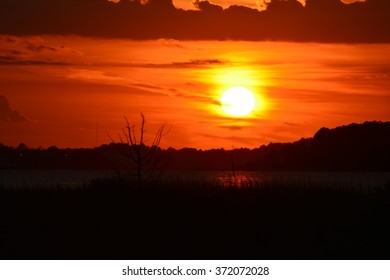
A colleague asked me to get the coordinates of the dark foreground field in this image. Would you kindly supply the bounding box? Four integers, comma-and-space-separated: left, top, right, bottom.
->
1, 176, 390, 259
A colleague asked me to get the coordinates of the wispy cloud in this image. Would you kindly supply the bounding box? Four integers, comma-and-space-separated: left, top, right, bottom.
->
158, 39, 186, 49
0, 35, 83, 65
67, 69, 172, 97
219, 125, 244, 130
171, 59, 226, 67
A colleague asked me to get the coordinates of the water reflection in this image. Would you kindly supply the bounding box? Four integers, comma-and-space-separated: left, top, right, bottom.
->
187, 171, 390, 189
1, 170, 390, 189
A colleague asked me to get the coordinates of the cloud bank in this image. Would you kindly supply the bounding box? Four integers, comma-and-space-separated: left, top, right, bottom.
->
0, 0, 389, 42
0, 95, 27, 122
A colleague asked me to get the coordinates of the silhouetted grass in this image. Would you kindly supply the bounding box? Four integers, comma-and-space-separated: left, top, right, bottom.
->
0, 175, 389, 260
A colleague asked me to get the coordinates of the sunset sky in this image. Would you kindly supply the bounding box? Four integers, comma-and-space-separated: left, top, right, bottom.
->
1, 0, 389, 149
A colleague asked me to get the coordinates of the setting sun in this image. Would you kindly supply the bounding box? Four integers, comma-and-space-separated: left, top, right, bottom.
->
221, 86, 256, 117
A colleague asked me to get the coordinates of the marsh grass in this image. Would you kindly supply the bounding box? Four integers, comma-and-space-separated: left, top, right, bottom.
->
0, 175, 389, 259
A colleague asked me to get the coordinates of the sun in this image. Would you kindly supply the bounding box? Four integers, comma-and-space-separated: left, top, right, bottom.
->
221, 86, 256, 117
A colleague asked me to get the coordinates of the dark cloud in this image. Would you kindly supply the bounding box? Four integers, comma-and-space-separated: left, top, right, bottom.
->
0, 58, 71, 65
0, 35, 82, 65
0, 51, 70, 65
25, 43, 57, 53
0, 95, 27, 122
0, 55, 16, 62
110, 59, 227, 68
194, 0, 224, 13
284, 122, 303, 126
0, 0, 389, 42
171, 59, 226, 67
219, 125, 244, 130
199, 132, 260, 146
2, 50, 23, 56
158, 39, 186, 48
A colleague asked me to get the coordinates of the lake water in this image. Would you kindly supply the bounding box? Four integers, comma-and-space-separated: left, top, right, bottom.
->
0, 170, 115, 189
1, 169, 390, 189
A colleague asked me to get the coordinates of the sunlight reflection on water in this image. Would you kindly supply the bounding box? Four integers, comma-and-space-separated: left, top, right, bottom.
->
1, 170, 390, 189
166, 171, 390, 189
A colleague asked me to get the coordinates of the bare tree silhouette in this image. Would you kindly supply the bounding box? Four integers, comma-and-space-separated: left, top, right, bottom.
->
118, 113, 170, 183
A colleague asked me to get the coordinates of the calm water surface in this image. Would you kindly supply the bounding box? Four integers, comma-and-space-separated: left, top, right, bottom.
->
0, 170, 115, 188
1, 170, 390, 189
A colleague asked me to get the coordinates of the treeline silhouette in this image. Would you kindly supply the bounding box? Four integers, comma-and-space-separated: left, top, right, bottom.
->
247, 121, 390, 171
2, 121, 390, 171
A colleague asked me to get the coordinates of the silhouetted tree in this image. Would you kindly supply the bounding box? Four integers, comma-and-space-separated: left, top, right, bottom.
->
16, 143, 28, 151
119, 113, 169, 183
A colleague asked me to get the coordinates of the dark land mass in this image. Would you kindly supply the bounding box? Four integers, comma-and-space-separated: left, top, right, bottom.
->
2, 121, 390, 171
1, 176, 390, 259
1, 121, 390, 260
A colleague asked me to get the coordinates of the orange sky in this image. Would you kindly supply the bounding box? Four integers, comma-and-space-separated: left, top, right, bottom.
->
1, 35, 389, 149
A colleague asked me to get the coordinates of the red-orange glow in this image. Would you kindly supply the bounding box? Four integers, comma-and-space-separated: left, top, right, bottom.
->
1, 36, 389, 149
